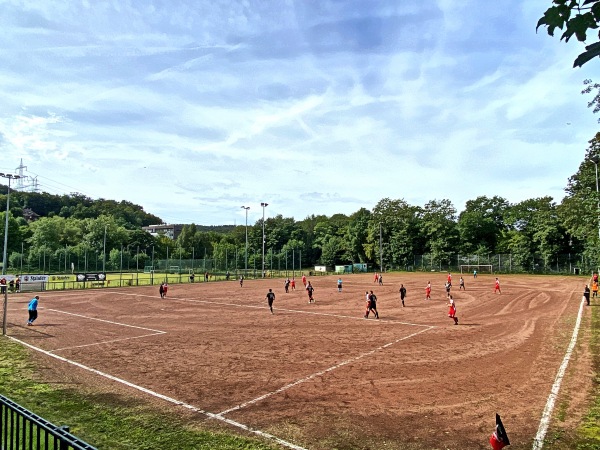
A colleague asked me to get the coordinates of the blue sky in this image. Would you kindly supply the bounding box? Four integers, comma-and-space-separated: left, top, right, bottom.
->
0, 0, 598, 226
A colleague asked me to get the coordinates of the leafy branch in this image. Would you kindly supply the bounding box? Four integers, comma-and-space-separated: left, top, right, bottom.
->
537, 0, 600, 67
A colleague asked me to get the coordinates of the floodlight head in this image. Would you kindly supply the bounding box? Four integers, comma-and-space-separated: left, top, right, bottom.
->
0, 173, 21, 180
591, 155, 600, 165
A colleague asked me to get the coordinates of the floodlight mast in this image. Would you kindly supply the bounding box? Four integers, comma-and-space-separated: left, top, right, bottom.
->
590, 155, 600, 240
241, 206, 250, 275
1, 173, 21, 336
261, 202, 268, 278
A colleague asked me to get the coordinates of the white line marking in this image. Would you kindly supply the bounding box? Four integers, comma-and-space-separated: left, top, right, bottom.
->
9, 290, 433, 448
44, 309, 166, 352
216, 326, 434, 416
532, 295, 586, 449
47, 309, 165, 333
50, 333, 165, 353
7, 336, 307, 450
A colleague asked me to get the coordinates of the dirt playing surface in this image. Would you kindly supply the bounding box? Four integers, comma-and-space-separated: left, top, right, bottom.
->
5, 272, 595, 449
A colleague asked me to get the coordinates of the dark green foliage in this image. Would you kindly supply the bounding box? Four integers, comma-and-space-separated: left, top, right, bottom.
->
537, 0, 600, 67
0, 189, 162, 228
3, 133, 600, 273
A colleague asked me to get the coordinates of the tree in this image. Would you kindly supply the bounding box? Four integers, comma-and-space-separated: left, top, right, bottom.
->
370, 198, 422, 269
557, 133, 600, 267
537, 0, 600, 67
560, 133, 600, 239
503, 197, 565, 270
582, 79, 600, 122
457, 196, 509, 254
176, 224, 198, 250
281, 238, 305, 270
264, 215, 298, 254
295, 214, 328, 267
319, 235, 345, 267
313, 214, 350, 265
0, 212, 24, 270
420, 199, 459, 266
344, 208, 371, 263
502, 230, 534, 271
28, 216, 64, 253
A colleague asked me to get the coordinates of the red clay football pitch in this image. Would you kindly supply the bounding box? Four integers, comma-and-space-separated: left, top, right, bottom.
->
5, 272, 594, 449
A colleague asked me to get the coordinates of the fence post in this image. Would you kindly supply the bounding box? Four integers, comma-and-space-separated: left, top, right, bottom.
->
59, 425, 70, 450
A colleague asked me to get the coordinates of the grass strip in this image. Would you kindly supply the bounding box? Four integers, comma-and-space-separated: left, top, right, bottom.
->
576, 302, 600, 449
0, 338, 279, 450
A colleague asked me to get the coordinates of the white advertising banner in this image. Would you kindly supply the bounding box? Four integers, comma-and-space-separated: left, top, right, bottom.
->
21, 274, 49, 284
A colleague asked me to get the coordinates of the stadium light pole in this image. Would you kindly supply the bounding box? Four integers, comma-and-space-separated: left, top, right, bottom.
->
102, 225, 107, 273
241, 206, 250, 275
379, 222, 383, 272
1, 173, 21, 335
591, 155, 600, 240
261, 202, 268, 278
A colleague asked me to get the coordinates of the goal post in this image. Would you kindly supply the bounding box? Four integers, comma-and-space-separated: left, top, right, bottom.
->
460, 264, 493, 274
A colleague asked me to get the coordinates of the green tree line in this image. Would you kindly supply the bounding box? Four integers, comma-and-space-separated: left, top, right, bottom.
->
1, 133, 600, 273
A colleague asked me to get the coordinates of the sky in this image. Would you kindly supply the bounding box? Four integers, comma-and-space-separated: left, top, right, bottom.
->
0, 0, 598, 227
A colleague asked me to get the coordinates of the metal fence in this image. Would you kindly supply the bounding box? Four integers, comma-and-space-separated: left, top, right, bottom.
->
8, 268, 313, 292
0, 394, 96, 450
410, 253, 591, 274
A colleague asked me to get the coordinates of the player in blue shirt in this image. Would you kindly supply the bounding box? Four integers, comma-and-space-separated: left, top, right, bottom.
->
27, 295, 39, 326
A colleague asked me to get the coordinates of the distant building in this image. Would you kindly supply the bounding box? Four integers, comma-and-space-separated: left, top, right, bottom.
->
22, 208, 40, 222
142, 224, 184, 240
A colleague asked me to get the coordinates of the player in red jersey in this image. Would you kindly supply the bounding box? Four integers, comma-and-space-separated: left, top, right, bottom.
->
494, 277, 501, 294
448, 295, 458, 325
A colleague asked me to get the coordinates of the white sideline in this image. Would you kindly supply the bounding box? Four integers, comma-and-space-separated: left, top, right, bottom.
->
46, 309, 166, 352
6, 291, 434, 449
7, 336, 307, 450
47, 309, 165, 333
532, 295, 586, 449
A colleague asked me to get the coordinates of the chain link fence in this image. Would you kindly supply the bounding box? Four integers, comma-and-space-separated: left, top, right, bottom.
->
409, 254, 590, 274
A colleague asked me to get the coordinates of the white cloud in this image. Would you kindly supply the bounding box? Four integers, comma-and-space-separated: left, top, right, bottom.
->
0, 0, 597, 225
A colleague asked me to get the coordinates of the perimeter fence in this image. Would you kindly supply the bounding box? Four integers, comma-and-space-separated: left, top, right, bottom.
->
0, 394, 96, 450
8, 267, 312, 292
410, 253, 590, 275
3, 252, 593, 293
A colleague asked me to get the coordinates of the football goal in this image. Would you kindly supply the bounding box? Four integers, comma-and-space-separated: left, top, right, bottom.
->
460, 264, 493, 275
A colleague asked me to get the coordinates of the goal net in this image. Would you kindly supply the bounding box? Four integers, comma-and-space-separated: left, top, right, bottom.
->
460, 264, 493, 274
19, 282, 45, 292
